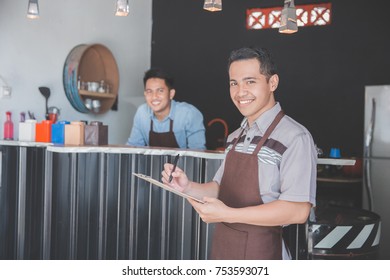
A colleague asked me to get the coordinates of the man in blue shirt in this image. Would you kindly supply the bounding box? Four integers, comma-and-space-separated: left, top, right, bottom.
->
127, 68, 206, 149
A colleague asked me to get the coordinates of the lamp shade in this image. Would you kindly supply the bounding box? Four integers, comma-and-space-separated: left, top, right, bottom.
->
115, 0, 130, 16
203, 0, 222, 12
279, 0, 298, 34
27, 0, 39, 19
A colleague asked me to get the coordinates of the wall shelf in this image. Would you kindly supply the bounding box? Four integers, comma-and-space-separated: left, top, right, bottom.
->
63, 44, 119, 114
78, 90, 116, 99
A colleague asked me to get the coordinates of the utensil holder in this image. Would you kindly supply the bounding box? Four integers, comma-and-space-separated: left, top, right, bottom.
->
19, 119, 37, 142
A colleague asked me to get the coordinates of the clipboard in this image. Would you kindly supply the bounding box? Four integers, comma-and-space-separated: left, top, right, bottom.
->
133, 173, 204, 204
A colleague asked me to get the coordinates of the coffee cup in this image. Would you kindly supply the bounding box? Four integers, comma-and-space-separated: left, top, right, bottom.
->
88, 82, 99, 92
85, 98, 92, 110
92, 99, 101, 113
329, 148, 341, 158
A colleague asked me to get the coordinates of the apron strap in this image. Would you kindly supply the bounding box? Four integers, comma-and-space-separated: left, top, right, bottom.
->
253, 110, 285, 155
231, 110, 285, 152
231, 129, 245, 149
169, 119, 173, 132
151, 119, 174, 132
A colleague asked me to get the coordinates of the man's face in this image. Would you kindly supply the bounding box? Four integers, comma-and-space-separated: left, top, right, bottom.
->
144, 78, 175, 120
229, 58, 278, 126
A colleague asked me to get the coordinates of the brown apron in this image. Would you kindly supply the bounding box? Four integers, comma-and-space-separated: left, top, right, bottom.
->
210, 110, 285, 260
149, 119, 179, 148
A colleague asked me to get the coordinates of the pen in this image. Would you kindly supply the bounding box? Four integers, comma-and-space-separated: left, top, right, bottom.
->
169, 154, 180, 183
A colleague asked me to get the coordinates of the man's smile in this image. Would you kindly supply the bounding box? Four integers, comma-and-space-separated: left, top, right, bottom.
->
238, 99, 254, 105
151, 100, 162, 105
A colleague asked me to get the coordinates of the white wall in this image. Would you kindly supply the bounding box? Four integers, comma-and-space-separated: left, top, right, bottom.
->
0, 0, 152, 144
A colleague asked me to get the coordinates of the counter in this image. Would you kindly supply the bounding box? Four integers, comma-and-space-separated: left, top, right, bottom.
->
0, 141, 355, 260
0, 141, 223, 260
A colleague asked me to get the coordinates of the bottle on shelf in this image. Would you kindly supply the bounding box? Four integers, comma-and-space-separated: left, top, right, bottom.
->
77, 76, 81, 90
3, 111, 14, 140
98, 80, 106, 93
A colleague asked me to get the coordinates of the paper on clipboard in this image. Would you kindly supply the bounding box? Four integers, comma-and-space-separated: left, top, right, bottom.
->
133, 173, 204, 204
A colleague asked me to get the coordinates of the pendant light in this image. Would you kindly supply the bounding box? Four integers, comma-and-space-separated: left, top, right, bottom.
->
115, 0, 130, 16
203, 0, 222, 12
27, 0, 39, 19
279, 0, 298, 34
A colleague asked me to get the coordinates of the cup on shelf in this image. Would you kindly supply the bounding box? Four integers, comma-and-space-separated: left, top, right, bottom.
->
85, 98, 92, 110
327, 148, 342, 176
92, 99, 101, 113
98, 80, 106, 93
80, 81, 87, 90
329, 148, 341, 158
88, 82, 99, 92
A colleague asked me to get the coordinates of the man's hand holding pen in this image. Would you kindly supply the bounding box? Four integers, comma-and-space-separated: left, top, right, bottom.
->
162, 167, 228, 223
162, 162, 190, 193
161, 155, 228, 224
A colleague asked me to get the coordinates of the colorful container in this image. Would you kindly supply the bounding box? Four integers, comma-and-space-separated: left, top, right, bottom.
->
3, 111, 14, 140
19, 119, 37, 142
65, 121, 85, 145
35, 120, 53, 142
84, 121, 108, 145
51, 121, 70, 144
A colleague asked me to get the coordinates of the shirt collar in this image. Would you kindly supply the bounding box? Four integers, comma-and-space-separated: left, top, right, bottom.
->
240, 102, 282, 133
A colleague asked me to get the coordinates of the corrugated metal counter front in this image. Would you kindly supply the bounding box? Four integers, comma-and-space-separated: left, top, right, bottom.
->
0, 141, 356, 260
45, 146, 224, 260
0, 142, 224, 260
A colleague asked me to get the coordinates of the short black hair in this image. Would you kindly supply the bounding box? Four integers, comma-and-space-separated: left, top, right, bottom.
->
228, 47, 278, 81
143, 68, 175, 90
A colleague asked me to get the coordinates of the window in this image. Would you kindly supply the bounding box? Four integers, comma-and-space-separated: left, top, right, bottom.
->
247, 3, 331, 30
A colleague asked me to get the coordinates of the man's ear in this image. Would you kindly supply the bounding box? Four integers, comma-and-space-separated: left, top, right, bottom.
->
169, 89, 176, 99
269, 74, 279, 92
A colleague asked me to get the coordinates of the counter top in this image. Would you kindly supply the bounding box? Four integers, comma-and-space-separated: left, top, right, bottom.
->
0, 140, 356, 165
317, 176, 362, 183
316, 157, 356, 166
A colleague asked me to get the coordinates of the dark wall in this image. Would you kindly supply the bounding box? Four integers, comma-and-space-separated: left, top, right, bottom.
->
150, 0, 390, 155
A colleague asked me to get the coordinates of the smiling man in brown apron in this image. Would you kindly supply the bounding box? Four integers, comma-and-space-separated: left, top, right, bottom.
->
162, 47, 317, 260
127, 68, 206, 149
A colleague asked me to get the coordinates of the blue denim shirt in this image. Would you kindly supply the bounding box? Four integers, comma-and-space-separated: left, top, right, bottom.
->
127, 100, 206, 149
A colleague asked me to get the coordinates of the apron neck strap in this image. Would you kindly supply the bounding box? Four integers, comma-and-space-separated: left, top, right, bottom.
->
169, 119, 173, 131
253, 110, 285, 154
231, 110, 285, 152
150, 119, 174, 132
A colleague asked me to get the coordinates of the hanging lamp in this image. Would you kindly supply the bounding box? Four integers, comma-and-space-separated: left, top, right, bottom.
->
203, 0, 222, 12
27, 0, 39, 19
115, 0, 130, 16
279, 0, 298, 34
